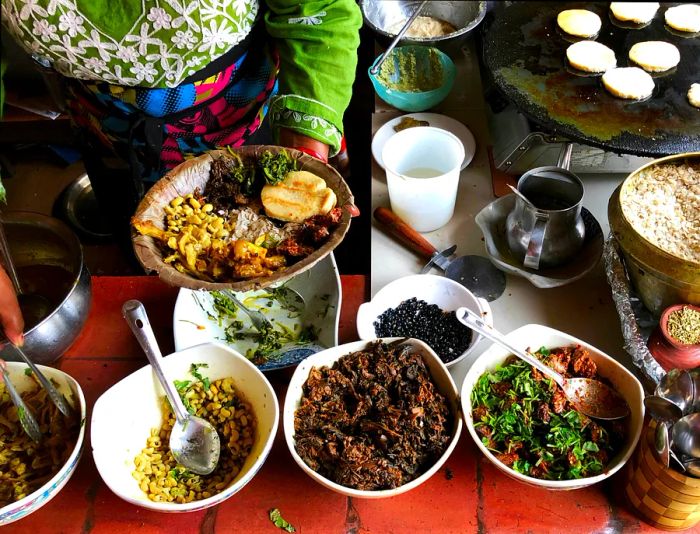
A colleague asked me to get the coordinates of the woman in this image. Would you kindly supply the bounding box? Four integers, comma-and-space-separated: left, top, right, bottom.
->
1, 0, 362, 337
2, 0, 361, 225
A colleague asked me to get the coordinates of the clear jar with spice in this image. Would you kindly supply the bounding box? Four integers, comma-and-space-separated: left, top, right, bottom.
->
647, 304, 700, 371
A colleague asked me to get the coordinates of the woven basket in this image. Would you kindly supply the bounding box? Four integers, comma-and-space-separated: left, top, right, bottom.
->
131, 146, 353, 291
623, 419, 700, 530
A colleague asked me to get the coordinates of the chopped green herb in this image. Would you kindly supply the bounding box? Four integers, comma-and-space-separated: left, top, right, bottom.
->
259, 149, 297, 185
190, 363, 211, 390
269, 508, 296, 532
168, 466, 193, 482
225, 147, 257, 195
24, 368, 33, 376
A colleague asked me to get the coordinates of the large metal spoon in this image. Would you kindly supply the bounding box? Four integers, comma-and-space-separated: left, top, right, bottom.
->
656, 369, 695, 415
644, 395, 683, 424
456, 307, 630, 420
123, 300, 220, 475
369, 1, 428, 76
672, 413, 700, 459
0, 359, 42, 442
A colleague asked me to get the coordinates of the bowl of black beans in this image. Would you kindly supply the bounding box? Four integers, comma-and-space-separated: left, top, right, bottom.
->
356, 274, 492, 367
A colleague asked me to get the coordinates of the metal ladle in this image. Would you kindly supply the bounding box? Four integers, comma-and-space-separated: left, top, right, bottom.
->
0, 215, 52, 328
123, 300, 220, 475
369, 1, 427, 76
457, 307, 630, 420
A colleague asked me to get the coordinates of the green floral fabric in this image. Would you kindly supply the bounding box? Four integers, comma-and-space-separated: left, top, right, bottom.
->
1, 0, 361, 154
1, 0, 258, 87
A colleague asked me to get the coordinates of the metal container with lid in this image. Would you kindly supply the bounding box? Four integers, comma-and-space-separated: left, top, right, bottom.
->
608, 152, 700, 316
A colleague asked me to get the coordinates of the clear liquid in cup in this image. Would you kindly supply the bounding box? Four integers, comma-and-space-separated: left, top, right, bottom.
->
401, 167, 443, 178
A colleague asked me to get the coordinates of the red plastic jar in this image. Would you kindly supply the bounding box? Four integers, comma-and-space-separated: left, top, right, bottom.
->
647, 304, 700, 371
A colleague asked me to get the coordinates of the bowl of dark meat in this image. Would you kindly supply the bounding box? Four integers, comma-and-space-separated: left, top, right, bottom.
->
283, 338, 462, 498
356, 275, 491, 367
461, 324, 644, 490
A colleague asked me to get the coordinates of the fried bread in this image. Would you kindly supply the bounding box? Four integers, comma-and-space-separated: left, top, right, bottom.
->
261, 170, 337, 223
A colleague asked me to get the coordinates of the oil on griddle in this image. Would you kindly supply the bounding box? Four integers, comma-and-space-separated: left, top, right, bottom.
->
482, 2, 700, 157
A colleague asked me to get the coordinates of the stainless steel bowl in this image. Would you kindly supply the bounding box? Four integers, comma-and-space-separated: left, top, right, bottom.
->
361, 0, 487, 55
0, 212, 91, 364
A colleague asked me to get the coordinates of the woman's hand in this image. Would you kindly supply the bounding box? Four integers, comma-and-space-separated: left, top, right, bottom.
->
0, 265, 24, 345
277, 127, 330, 163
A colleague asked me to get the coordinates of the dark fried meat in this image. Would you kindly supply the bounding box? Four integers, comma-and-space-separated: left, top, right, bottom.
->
552, 389, 568, 414
275, 238, 315, 258
546, 349, 571, 376
536, 402, 551, 423
491, 382, 511, 398
497, 452, 519, 467
570, 346, 597, 378
473, 404, 489, 422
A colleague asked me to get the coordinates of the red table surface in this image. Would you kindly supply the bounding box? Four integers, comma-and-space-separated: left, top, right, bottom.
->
5, 276, 676, 533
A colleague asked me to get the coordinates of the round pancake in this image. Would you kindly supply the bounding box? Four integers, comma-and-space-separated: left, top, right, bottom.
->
566, 41, 616, 72
629, 41, 680, 72
689, 84, 700, 108
665, 4, 700, 33
610, 2, 659, 24
602, 67, 655, 100
557, 9, 602, 38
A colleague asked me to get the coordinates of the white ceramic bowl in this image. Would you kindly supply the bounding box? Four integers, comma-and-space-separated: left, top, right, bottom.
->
91, 342, 278, 512
284, 338, 462, 498
0, 362, 86, 525
356, 275, 492, 367
461, 324, 645, 490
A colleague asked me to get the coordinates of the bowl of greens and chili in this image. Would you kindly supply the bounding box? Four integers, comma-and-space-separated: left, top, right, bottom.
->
461, 324, 644, 490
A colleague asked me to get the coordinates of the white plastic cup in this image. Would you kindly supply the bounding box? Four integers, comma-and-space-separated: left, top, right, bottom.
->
382, 126, 465, 232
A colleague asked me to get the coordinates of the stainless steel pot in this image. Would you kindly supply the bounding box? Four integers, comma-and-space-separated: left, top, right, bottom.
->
608, 153, 700, 316
361, 0, 487, 56
0, 212, 91, 364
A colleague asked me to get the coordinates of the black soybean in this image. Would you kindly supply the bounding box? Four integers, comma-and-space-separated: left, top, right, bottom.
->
373, 297, 473, 363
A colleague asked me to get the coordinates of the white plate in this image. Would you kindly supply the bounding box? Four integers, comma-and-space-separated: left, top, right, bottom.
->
172, 254, 341, 371
372, 113, 476, 171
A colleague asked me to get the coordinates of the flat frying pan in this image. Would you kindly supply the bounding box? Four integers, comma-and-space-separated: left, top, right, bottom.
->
482, 2, 700, 157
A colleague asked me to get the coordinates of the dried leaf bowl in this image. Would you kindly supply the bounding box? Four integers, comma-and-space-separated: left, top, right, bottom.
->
131, 146, 354, 291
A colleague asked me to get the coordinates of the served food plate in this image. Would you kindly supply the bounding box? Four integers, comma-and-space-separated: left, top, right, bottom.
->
173, 253, 341, 371
131, 146, 353, 292
371, 113, 476, 171
461, 323, 644, 490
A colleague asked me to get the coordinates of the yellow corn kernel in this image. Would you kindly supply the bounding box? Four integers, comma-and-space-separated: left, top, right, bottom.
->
167, 236, 177, 249
189, 197, 201, 209
202, 203, 214, 213
171, 197, 184, 207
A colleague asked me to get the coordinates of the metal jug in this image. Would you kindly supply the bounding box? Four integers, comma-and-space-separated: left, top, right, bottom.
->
506, 144, 586, 270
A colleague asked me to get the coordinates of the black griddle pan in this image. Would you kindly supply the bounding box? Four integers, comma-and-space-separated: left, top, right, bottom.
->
482, 2, 700, 157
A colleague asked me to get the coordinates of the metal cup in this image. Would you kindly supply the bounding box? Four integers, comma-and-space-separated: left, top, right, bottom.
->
505, 145, 586, 269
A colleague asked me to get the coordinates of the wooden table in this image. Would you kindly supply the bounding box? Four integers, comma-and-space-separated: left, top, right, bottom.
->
5, 276, 670, 533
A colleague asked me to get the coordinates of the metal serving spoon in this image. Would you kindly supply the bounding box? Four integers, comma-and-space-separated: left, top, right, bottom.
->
654, 421, 670, 468
0, 359, 42, 442
5, 341, 72, 417
221, 290, 273, 332
123, 300, 220, 475
456, 307, 630, 420
644, 395, 683, 424
369, 1, 428, 76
